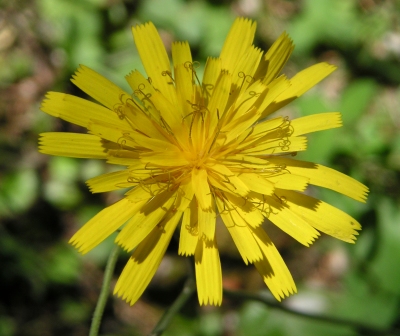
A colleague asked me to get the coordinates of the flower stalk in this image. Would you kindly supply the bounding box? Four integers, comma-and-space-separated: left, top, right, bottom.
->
89, 244, 120, 336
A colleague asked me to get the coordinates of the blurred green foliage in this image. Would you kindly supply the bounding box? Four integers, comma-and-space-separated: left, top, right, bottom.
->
1, 0, 400, 335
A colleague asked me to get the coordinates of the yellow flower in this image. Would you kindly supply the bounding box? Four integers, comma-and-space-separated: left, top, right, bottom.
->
39, 18, 368, 306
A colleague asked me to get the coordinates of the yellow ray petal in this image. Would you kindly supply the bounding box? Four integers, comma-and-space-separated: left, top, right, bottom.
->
263, 194, 320, 246
125, 70, 161, 122
231, 128, 257, 149
88, 120, 135, 147
260, 64, 336, 118
114, 211, 181, 306
106, 150, 141, 166
216, 197, 263, 264
125, 183, 164, 202
205, 71, 232, 139
241, 136, 307, 155
140, 151, 189, 167
207, 174, 235, 194
198, 198, 217, 241
69, 198, 143, 254
71, 65, 130, 110
226, 80, 266, 123
221, 107, 261, 145
252, 226, 297, 301
202, 57, 222, 105
276, 63, 336, 102
172, 41, 193, 66
135, 135, 180, 152
218, 154, 269, 169
229, 46, 263, 98
238, 119, 291, 149
259, 32, 294, 85
39, 133, 107, 159
266, 157, 369, 202
189, 105, 207, 153
220, 17, 256, 73
41, 92, 128, 129
192, 168, 212, 210
208, 163, 249, 197
90, 117, 174, 153
124, 100, 169, 141
249, 116, 288, 140
178, 198, 198, 256
224, 192, 264, 228
175, 179, 195, 212
238, 173, 275, 196
275, 189, 361, 243
116, 189, 177, 251
174, 63, 195, 118
195, 237, 222, 306
238, 45, 263, 78
150, 90, 190, 145
132, 22, 176, 105
121, 170, 154, 183
94, 122, 178, 152
290, 112, 342, 136
266, 173, 309, 191
258, 75, 291, 119
86, 170, 133, 193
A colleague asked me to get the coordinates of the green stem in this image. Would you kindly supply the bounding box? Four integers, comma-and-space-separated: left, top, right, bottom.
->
148, 268, 196, 336
89, 244, 120, 336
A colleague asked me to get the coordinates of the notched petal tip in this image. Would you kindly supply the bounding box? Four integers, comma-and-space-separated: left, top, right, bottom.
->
40, 91, 59, 112
71, 64, 86, 80
68, 238, 87, 255
358, 186, 370, 203
199, 296, 223, 306
132, 21, 155, 32
302, 232, 320, 247
114, 237, 134, 253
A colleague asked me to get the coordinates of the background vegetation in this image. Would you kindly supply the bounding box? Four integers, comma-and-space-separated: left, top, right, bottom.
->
1, 0, 400, 335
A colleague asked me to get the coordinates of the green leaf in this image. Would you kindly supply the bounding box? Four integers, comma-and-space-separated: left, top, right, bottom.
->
139, 0, 185, 29
0, 316, 16, 336
369, 199, 400, 295
331, 271, 398, 329
0, 169, 39, 215
45, 244, 81, 284
288, 0, 360, 56
44, 157, 82, 209
60, 300, 91, 324
339, 79, 377, 125
387, 134, 400, 170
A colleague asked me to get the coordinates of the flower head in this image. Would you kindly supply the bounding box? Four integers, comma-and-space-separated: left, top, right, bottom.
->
39, 18, 368, 306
